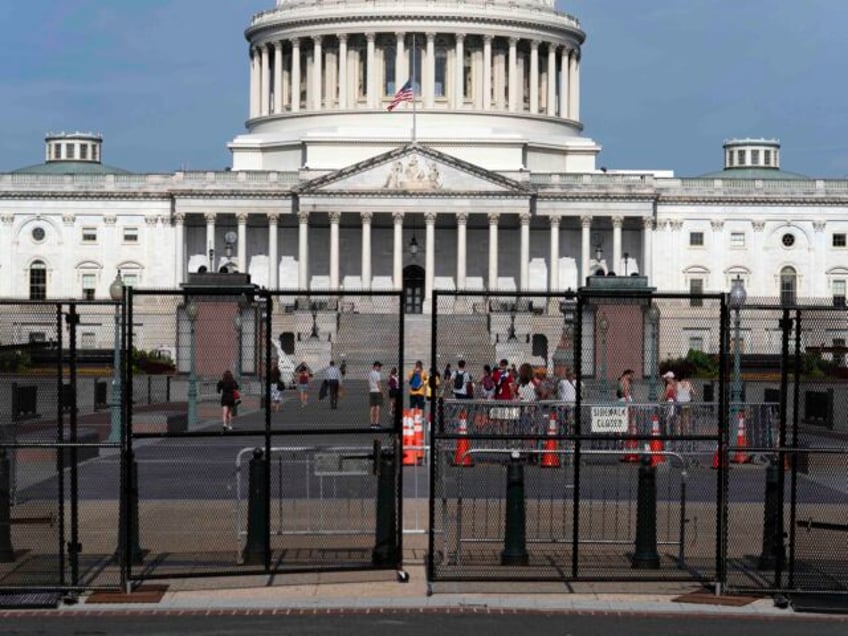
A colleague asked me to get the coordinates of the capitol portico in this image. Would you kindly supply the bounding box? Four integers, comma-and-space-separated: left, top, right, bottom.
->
2, 0, 848, 359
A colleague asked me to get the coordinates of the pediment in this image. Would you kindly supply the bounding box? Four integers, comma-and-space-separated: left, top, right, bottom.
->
297, 144, 528, 195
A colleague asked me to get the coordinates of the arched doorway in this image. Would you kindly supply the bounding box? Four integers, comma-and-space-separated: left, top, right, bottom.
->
403, 265, 425, 314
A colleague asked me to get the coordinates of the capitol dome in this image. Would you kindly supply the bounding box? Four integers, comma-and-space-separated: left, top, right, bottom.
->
229, 0, 599, 173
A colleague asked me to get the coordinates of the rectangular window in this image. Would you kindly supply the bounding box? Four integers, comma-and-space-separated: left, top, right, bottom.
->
688, 336, 704, 353
434, 51, 446, 97
833, 280, 846, 308
737, 149, 745, 165
689, 278, 704, 307
689, 231, 704, 247
751, 149, 760, 165
66, 143, 75, 159
81, 332, 96, 349
92, 144, 99, 162
123, 227, 139, 243
30, 268, 46, 300
834, 337, 846, 366
730, 232, 745, 248
764, 150, 772, 166
122, 273, 138, 288
53, 144, 61, 160
82, 227, 97, 243
727, 152, 734, 167
833, 233, 846, 247
29, 332, 46, 343
80, 144, 88, 160
82, 273, 96, 300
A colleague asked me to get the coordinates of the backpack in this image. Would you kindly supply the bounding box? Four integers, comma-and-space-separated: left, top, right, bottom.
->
410, 370, 423, 390
482, 375, 495, 391
453, 371, 466, 392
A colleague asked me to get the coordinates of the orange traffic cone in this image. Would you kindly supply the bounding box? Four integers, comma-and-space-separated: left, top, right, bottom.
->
711, 445, 725, 470
649, 413, 665, 467
413, 409, 425, 464
402, 409, 416, 466
541, 411, 561, 468
620, 408, 640, 463
731, 412, 750, 464
453, 410, 474, 467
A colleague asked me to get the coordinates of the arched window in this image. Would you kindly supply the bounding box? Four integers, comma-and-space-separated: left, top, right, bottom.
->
780, 266, 797, 306
29, 260, 47, 300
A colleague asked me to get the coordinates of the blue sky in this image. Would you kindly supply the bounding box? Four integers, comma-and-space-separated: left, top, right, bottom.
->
1, 0, 846, 176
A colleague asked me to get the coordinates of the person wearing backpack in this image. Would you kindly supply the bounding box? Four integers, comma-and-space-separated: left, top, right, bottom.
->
479, 364, 496, 399
408, 360, 428, 410
452, 359, 473, 399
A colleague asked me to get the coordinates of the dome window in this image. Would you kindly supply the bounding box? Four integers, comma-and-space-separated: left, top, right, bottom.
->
31, 227, 45, 242
782, 233, 795, 248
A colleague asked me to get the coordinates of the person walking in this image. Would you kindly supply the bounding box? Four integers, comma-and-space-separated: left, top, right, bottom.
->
479, 364, 496, 400
368, 361, 384, 429
408, 360, 428, 411
324, 360, 343, 409
270, 362, 283, 413
216, 369, 239, 431
451, 359, 473, 400
616, 369, 634, 403
387, 366, 400, 419
296, 361, 311, 408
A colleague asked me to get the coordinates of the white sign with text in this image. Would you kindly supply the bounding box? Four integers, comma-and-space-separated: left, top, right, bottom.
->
590, 405, 629, 434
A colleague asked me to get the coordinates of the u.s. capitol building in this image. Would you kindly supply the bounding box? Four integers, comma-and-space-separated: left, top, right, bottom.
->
2, 0, 847, 359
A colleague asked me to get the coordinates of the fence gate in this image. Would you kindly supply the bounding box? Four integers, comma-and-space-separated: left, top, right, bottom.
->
0, 301, 122, 601
124, 285, 405, 583
428, 288, 728, 588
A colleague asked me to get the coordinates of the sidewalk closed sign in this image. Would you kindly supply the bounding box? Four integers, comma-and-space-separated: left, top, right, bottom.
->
590, 406, 628, 433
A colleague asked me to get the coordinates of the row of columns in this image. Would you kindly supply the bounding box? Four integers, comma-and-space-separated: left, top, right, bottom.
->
175, 212, 654, 296
249, 33, 580, 119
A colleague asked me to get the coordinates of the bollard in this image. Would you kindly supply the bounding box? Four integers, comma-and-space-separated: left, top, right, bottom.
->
0, 449, 15, 562
117, 451, 143, 565
500, 452, 529, 566
372, 450, 400, 566
632, 453, 660, 569
757, 457, 785, 570
242, 448, 269, 566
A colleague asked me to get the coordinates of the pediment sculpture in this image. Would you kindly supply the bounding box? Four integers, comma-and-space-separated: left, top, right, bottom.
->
383, 156, 442, 191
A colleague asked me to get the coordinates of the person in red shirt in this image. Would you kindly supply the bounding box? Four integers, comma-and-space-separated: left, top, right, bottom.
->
493, 358, 515, 401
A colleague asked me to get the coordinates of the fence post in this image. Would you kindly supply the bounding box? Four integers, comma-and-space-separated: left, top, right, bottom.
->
757, 457, 785, 571
372, 449, 399, 566
0, 449, 14, 562
242, 448, 268, 565
118, 450, 143, 565
632, 454, 660, 569
500, 452, 529, 566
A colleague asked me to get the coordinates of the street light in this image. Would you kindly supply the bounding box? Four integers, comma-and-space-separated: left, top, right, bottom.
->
233, 294, 248, 383
646, 303, 660, 401
186, 299, 199, 429
598, 311, 610, 399
729, 276, 747, 414
108, 271, 124, 443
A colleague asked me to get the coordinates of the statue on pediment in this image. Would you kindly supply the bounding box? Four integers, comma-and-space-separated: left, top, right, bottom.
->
383, 156, 442, 191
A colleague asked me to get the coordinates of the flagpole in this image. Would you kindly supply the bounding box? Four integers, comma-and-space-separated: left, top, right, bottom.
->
411, 33, 417, 144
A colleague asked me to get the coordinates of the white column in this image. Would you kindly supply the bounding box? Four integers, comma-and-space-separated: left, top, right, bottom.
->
338, 35, 348, 110
454, 34, 465, 109
268, 212, 279, 289
508, 38, 518, 112
174, 213, 186, 283
425, 32, 435, 108
612, 216, 623, 274
559, 47, 570, 118
366, 32, 376, 108
395, 32, 405, 93
393, 212, 404, 289
205, 213, 216, 270
546, 44, 556, 115
568, 49, 579, 121
482, 35, 492, 111
494, 49, 505, 110
519, 212, 531, 291
424, 212, 436, 307
488, 213, 499, 290
580, 215, 591, 285
236, 212, 248, 273
273, 42, 283, 114
291, 38, 301, 113
572, 49, 580, 121
329, 211, 340, 290
529, 40, 539, 115
249, 48, 259, 118
549, 216, 560, 292
361, 212, 372, 290
298, 211, 309, 289
456, 213, 468, 290
260, 44, 271, 116
312, 36, 323, 110
642, 217, 653, 284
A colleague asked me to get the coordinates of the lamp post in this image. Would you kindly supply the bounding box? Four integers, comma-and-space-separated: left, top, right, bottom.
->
599, 312, 610, 399
647, 304, 660, 402
233, 311, 243, 384
729, 277, 747, 414
108, 271, 124, 443
186, 299, 199, 429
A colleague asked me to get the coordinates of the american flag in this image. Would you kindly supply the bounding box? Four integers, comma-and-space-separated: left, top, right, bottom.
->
387, 80, 414, 111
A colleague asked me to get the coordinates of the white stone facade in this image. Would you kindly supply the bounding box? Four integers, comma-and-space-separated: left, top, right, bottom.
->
2, 0, 848, 355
